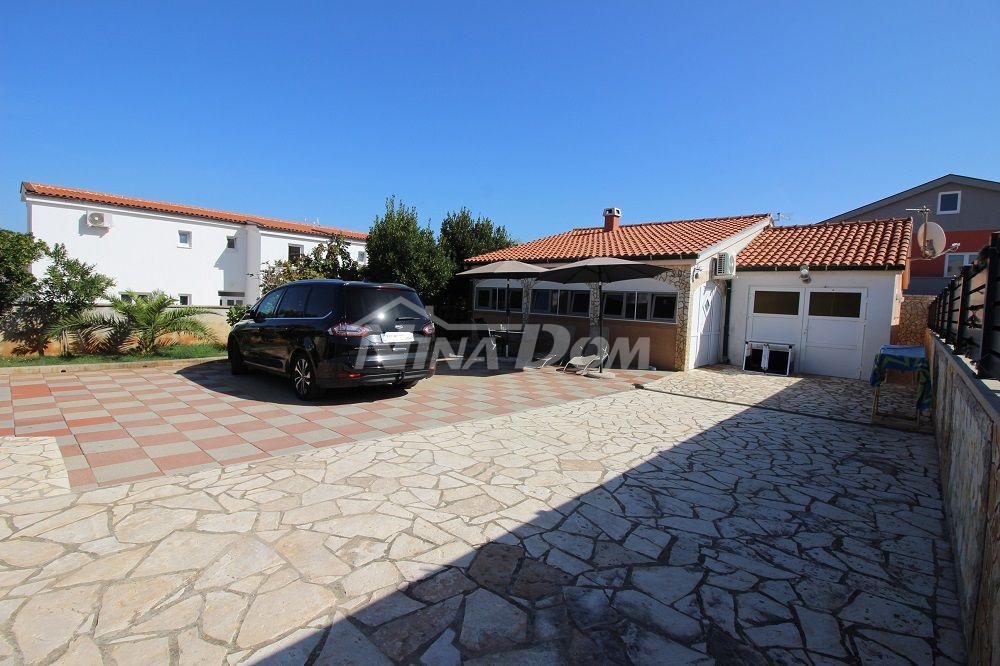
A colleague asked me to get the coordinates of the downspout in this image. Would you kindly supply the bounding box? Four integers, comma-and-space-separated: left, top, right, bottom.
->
721, 279, 733, 363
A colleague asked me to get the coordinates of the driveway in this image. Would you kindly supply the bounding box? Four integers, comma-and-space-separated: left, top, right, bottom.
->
0, 366, 962, 664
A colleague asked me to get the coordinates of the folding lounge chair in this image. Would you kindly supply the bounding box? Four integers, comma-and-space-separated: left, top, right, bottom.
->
560, 353, 604, 374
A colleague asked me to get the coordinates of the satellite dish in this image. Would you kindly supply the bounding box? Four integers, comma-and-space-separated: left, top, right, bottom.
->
916, 221, 947, 258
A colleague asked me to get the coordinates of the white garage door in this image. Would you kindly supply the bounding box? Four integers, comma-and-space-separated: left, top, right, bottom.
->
745, 287, 867, 379
799, 289, 867, 379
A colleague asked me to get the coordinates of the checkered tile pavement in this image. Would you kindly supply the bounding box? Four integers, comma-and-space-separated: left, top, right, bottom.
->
0, 362, 663, 490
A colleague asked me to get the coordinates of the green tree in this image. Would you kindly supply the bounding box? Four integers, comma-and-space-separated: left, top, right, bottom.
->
258, 237, 361, 294
49, 291, 215, 356
438, 208, 515, 270
0, 230, 47, 314
1, 243, 115, 355
365, 196, 452, 302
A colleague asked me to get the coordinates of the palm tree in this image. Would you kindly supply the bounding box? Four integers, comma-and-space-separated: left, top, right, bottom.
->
48, 291, 216, 356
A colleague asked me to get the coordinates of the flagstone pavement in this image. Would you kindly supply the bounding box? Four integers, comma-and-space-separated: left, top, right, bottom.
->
0, 364, 964, 664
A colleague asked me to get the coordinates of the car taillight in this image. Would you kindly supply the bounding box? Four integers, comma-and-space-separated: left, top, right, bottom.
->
421, 321, 435, 336
329, 323, 372, 337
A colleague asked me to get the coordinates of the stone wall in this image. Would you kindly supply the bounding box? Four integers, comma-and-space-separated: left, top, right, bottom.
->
929, 334, 1000, 664
893, 295, 935, 346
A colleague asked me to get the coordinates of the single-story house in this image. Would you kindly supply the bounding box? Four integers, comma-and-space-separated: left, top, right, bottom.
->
466, 208, 773, 371
21, 182, 368, 307
730, 218, 912, 379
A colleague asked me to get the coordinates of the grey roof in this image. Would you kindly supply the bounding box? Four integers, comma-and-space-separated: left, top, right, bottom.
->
819, 174, 1000, 223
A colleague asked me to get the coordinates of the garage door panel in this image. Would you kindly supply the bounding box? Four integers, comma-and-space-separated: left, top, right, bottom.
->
801, 289, 866, 379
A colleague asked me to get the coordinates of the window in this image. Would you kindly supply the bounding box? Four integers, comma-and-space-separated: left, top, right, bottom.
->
220, 298, 245, 306
357, 251, 366, 264
255, 289, 283, 318
276, 285, 310, 317
752, 290, 800, 315
945, 252, 978, 277
177, 231, 192, 248
651, 294, 677, 321
476, 288, 495, 310
178, 294, 191, 306
288, 244, 303, 260
120, 292, 152, 304
475, 287, 523, 312
531, 289, 551, 314
603, 293, 625, 318
304, 284, 338, 317
808, 292, 862, 318
226, 237, 236, 249
937, 191, 961, 215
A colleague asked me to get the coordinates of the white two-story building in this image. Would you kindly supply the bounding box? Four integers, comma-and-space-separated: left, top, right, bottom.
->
21, 182, 368, 307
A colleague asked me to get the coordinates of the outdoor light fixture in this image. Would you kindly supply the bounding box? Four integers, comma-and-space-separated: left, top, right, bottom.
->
799, 265, 811, 283
691, 266, 702, 281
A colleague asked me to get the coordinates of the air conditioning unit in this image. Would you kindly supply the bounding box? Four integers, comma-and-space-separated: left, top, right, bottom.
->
714, 252, 735, 278
87, 211, 111, 228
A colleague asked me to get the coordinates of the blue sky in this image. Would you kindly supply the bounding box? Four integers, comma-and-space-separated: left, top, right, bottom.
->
2, 2, 998, 241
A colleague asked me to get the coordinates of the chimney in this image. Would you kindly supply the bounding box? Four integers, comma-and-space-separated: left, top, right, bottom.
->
603, 207, 621, 232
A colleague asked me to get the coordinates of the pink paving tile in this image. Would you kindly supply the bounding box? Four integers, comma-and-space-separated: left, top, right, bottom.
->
308, 436, 353, 449
134, 431, 188, 447
197, 434, 250, 450
215, 451, 270, 466
331, 422, 378, 436
68, 468, 98, 487
226, 420, 277, 434
64, 416, 116, 427
86, 447, 151, 467
154, 451, 216, 471
18, 427, 72, 437
106, 406, 154, 416
59, 443, 84, 458
254, 436, 307, 452
15, 415, 67, 427
278, 422, 327, 435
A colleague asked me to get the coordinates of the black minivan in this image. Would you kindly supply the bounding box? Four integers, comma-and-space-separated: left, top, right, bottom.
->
228, 280, 436, 399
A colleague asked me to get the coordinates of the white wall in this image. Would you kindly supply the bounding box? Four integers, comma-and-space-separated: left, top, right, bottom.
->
726, 269, 901, 374
25, 197, 368, 306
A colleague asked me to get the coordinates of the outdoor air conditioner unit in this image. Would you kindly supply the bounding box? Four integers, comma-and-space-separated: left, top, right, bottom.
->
87, 211, 111, 228
714, 252, 735, 278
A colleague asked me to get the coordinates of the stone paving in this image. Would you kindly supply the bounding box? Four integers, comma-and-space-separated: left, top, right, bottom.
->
0, 371, 964, 665
0, 362, 659, 494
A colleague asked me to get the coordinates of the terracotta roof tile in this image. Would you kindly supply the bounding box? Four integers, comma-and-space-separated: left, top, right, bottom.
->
21, 182, 367, 240
469, 214, 771, 264
737, 218, 912, 270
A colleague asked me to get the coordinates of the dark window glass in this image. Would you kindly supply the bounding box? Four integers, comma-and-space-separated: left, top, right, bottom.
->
226, 237, 236, 249
179, 295, 190, 306
625, 292, 638, 319
277, 285, 310, 317
345, 287, 426, 330
808, 292, 862, 318
635, 293, 650, 319
557, 290, 571, 314
304, 284, 338, 317
288, 245, 303, 260
476, 288, 494, 310
256, 289, 284, 318
604, 293, 624, 317
939, 192, 960, 212
651, 294, 677, 320
531, 290, 550, 313
753, 291, 800, 315
508, 289, 523, 311
497, 288, 507, 311
570, 291, 590, 315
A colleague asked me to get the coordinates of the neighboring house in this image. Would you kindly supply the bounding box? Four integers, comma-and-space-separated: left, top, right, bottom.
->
819, 174, 1000, 295
731, 218, 912, 380
21, 182, 368, 307
466, 208, 773, 371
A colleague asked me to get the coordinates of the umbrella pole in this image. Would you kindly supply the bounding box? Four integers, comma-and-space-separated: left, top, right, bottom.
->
505, 278, 511, 357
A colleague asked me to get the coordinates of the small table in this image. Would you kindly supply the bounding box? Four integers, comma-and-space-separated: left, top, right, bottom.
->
492, 328, 523, 358
869, 344, 932, 422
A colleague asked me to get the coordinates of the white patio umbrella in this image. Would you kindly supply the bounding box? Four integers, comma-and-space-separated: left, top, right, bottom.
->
457, 260, 548, 331
542, 257, 667, 372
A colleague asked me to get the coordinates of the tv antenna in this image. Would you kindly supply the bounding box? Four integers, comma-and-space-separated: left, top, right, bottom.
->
907, 206, 959, 259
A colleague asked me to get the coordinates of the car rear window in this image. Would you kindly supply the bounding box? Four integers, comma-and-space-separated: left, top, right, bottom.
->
276, 285, 310, 317
346, 287, 427, 327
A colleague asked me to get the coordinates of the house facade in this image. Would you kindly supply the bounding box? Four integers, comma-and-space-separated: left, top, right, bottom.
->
467, 209, 773, 371
21, 182, 368, 307
820, 174, 1000, 295
730, 218, 912, 379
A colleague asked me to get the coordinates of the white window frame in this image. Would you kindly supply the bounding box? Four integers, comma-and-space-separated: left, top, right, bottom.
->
944, 252, 978, 277
937, 190, 961, 215
178, 294, 192, 306
177, 230, 192, 248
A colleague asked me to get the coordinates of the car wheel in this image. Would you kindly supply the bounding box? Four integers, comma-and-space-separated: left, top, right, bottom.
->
228, 339, 247, 375
291, 353, 324, 400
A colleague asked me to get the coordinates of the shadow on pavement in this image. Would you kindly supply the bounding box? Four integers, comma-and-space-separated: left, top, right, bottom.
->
248, 380, 963, 665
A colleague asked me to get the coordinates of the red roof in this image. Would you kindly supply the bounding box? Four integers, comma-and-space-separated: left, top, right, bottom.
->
737, 218, 912, 270
468, 214, 770, 264
21, 182, 367, 241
